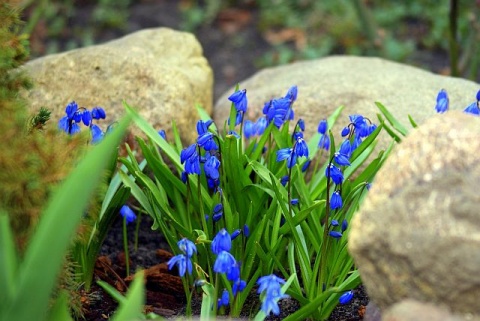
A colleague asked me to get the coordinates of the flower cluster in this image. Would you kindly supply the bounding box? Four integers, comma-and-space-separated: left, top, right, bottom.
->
262, 86, 297, 128
434, 88, 480, 115
58, 101, 108, 144
167, 238, 197, 277
257, 274, 289, 316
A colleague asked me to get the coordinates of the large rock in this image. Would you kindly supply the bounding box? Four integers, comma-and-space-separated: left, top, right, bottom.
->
349, 111, 480, 316
214, 56, 479, 148
24, 28, 213, 143
382, 300, 479, 321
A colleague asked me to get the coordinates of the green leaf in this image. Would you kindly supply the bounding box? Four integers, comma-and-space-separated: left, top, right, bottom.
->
200, 282, 215, 320
0, 212, 18, 309
46, 291, 73, 321
111, 271, 146, 321
5, 115, 130, 321
375, 101, 408, 136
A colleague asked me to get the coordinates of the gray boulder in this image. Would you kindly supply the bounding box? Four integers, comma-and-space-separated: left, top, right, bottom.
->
24, 28, 213, 143
349, 111, 480, 315
382, 300, 480, 321
214, 56, 479, 148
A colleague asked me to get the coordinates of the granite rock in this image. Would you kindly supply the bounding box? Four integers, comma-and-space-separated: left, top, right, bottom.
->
349, 111, 480, 315
382, 300, 480, 321
24, 28, 213, 143
214, 56, 479, 149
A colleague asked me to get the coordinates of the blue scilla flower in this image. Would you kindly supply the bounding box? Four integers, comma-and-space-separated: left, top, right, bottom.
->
90, 124, 104, 144
334, 151, 350, 167
218, 289, 230, 309
243, 224, 250, 237
257, 274, 288, 316
330, 219, 339, 227
120, 205, 136, 224
91, 106, 106, 120
302, 159, 311, 172
318, 119, 328, 135
342, 219, 348, 232
280, 175, 289, 186
244, 120, 256, 139
284, 85, 298, 102
211, 228, 231, 254
204, 154, 221, 180
81, 109, 92, 126
181, 144, 201, 175
339, 290, 354, 305
177, 238, 197, 257
196, 119, 213, 135
58, 101, 81, 135
158, 129, 166, 139
318, 134, 330, 151
435, 89, 449, 114
290, 198, 299, 206
233, 278, 247, 296
329, 231, 343, 239
167, 254, 192, 277
213, 250, 236, 274
227, 261, 240, 281
341, 126, 350, 137
339, 139, 351, 158
276, 147, 296, 168
255, 116, 268, 135
325, 164, 344, 185
228, 89, 248, 113
298, 119, 305, 131
464, 102, 480, 115
330, 191, 343, 210
197, 132, 218, 151
231, 229, 241, 240
295, 135, 309, 158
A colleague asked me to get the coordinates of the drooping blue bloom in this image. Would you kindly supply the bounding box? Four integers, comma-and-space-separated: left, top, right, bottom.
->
227, 261, 240, 281
280, 175, 289, 186
212, 203, 223, 222
330, 219, 339, 227
255, 116, 268, 135
318, 134, 330, 151
158, 129, 166, 139
177, 238, 197, 257
341, 126, 350, 137
82, 109, 92, 126
264, 97, 295, 128
464, 102, 480, 115
167, 254, 192, 277
58, 101, 82, 135
243, 224, 250, 237
196, 120, 213, 135
290, 198, 299, 206
181, 144, 201, 175
213, 250, 236, 274
435, 89, 449, 114
276, 148, 296, 168
284, 85, 298, 102
257, 274, 288, 316
90, 124, 104, 144
211, 228, 231, 254
197, 132, 218, 151
329, 231, 343, 239
244, 120, 256, 139
339, 140, 351, 158
325, 164, 344, 185
218, 289, 230, 309
318, 119, 328, 135
231, 229, 241, 240
233, 278, 247, 296
120, 205, 136, 224
91, 106, 106, 120
228, 89, 248, 113
295, 135, 309, 158
204, 154, 221, 180
341, 219, 348, 232
302, 159, 311, 172
334, 151, 350, 167
339, 290, 354, 305
330, 191, 343, 210
298, 119, 305, 131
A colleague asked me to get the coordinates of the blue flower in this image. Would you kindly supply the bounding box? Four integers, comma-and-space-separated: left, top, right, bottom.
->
204, 154, 221, 180
91, 107, 106, 119
167, 254, 192, 277
213, 250, 236, 274
294, 135, 309, 158
290, 198, 299, 206
196, 120, 213, 135
301, 159, 311, 172
325, 164, 344, 185
334, 152, 350, 167
298, 119, 305, 131
177, 238, 197, 257
341, 219, 348, 232
227, 261, 240, 281
284, 85, 298, 102
318, 119, 328, 135
257, 274, 288, 316
244, 120, 256, 139
435, 89, 449, 113
280, 175, 289, 186
81, 109, 92, 126
330, 191, 343, 210
276, 148, 297, 168
464, 102, 480, 115
330, 219, 339, 227
58, 101, 81, 135
228, 89, 248, 113
243, 224, 250, 237
211, 228, 231, 254
180, 144, 201, 175
341, 126, 350, 137
90, 124, 104, 144
217, 289, 230, 309
197, 132, 218, 151
255, 116, 268, 135
120, 205, 136, 224
339, 290, 354, 305
233, 278, 247, 296
318, 134, 330, 150
230, 229, 241, 240
158, 129, 166, 139
329, 231, 343, 239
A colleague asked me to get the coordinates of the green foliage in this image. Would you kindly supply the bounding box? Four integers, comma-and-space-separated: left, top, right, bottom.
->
0, 115, 132, 321
121, 87, 393, 319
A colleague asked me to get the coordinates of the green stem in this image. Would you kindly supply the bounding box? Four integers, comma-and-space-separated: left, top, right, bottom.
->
122, 215, 130, 277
